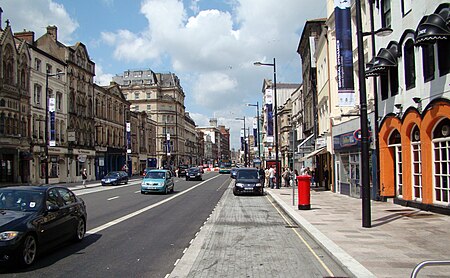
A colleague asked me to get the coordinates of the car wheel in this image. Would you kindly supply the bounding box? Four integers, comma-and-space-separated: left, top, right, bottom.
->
125, 179, 128, 184
186, 177, 189, 181
164, 186, 168, 194
141, 191, 145, 194
18, 234, 37, 266
73, 218, 86, 242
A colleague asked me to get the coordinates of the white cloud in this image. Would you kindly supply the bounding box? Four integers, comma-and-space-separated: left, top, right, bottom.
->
94, 64, 115, 86
2, 0, 79, 44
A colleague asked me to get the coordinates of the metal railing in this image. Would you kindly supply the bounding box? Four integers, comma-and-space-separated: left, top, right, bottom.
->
410, 260, 450, 278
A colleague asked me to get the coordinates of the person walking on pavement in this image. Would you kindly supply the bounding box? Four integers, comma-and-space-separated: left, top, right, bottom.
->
264, 167, 270, 188
282, 168, 291, 187
268, 165, 275, 189
323, 167, 329, 190
81, 168, 87, 188
258, 167, 265, 187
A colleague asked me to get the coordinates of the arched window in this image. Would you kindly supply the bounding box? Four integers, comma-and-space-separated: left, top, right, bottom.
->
388, 129, 402, 198
432, 118, 450, 205
411, 126, 422, 200
438, 39, 450, 76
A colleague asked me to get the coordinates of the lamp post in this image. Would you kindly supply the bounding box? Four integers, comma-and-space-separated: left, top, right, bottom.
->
235, 117, 247, 167
355, 0, 371, 228
254, 58, 280, 187
247, 102, 261, 159
44, 71, 64, 184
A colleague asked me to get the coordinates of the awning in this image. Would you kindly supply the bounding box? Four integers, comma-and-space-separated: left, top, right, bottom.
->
365, 58, 378, 78
299, 147, 327, 162
415, 7, 450, 45
297, 134, 314, 150
368, 43, 399, 76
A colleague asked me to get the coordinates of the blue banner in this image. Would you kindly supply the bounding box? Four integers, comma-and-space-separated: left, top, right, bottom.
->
335, 0, 355, 106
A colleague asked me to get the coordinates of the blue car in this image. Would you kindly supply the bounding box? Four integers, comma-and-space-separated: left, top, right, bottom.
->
141, 170, 174, 194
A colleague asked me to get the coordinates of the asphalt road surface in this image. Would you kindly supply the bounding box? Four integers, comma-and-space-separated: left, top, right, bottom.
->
0, 172, 229, 277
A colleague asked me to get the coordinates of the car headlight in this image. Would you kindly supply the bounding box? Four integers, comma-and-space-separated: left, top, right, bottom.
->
0, 231, 19, 241
236, 183, 244, 188
255, 183, 262, 187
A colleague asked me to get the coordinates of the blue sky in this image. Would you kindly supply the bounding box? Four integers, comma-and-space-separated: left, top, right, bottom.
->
3, 0, 326, 149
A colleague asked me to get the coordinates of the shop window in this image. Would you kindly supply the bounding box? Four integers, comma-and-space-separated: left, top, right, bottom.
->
49, 156, 59, 178
388, 130, 402, 198
411, 126, 422, 200
433, 119, 450, 205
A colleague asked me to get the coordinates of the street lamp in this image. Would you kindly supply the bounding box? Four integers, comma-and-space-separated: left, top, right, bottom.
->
355, 0, 371, 228
254, 58, 280, 187
235, 117, 247, 167
246, 102, 261, 159
44, 71, 64, 184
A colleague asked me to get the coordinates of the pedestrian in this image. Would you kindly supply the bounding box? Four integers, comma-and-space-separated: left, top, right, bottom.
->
264, 167, 270, 187
300, 165, 306, 176
292, 169, 299, 187
282, 168, 291, 187
268, 165, 275, 189
81, 168, 87, 188
323, 168, 329, 190
258, 167, 265, 186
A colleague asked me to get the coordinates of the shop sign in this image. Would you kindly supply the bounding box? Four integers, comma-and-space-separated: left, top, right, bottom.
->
334, 131, 359, 150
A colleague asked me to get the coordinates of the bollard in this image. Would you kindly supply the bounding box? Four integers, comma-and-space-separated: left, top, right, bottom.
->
297, 175, 311, 210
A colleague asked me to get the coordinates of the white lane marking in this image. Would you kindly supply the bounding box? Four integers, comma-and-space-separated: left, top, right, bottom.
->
134, 190, 140, 194
183, 248, 188, 254
107, 196, 120, 201
174, 259, 180, 266
76, 180, 141, 196
86, 175, 220, 235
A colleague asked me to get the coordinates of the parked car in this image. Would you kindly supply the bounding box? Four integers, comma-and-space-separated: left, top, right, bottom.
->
0, 186, 87, 266
141, 170, 174, 194
177, 165, 189, 177
233, 168, 263, 196
230, 168, 238, 179
101, 171, 129, 186
186, 167, 203, 181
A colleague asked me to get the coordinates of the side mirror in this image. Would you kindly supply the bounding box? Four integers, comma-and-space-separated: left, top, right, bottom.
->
47, 204, 60, 212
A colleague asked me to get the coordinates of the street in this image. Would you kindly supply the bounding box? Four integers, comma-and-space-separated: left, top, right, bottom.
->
0, 172, 228, 277
1, 172, 349, 277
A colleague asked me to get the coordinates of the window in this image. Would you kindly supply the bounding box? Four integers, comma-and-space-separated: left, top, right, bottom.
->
35, 58, 41, 72
382, 0, 392, 28
401, 0, 412, 16
49, 156, 59, 178
147, 92, 151, 99
422, 44, 435, 82
411, 127, 422, 200
147, 104, 151, 111
380, 75, 389, 100
404, 40, 416, 90
46, 189, 64, 207
438, 39, 450, 76
390, 67, 399, 96
56, 92, 62, 110
134, 92, 140, 100
57, 188, 76, 205
34, 84, 42, 105
46, 63, 52, 74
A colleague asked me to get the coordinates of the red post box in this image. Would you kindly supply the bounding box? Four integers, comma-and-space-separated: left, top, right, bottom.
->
297, 175, 311, 210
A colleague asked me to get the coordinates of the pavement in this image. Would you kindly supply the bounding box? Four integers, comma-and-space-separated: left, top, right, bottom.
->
170, 183, 450, 278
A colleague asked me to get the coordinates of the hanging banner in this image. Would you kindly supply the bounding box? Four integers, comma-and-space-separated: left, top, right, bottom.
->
49, 98, 56, 146
265, 89, 274, 143
253, 117, 257, 147
335, 0, 355, 106
240, 129, 245, 151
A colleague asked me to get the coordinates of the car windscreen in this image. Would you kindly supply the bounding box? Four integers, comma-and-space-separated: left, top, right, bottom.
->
236, 170, 259, 179
0, 189, 44, 212
105, 172, 120, 177
145, 172, 166, 179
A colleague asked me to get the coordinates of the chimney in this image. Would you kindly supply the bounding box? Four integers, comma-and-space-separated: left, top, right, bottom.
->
46, 25, 57, 41
14, 30, 35, 44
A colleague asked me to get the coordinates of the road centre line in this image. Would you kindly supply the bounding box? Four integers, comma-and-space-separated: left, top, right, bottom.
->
107, 196, 120, 201
86, 175, 221, 235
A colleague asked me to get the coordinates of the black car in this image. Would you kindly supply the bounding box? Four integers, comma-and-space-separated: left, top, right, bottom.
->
233, 168, 263, 196
101, 171, 129, 186
177, 165, 189, 177
0, 186, 87, 266
186, 167, 203, 181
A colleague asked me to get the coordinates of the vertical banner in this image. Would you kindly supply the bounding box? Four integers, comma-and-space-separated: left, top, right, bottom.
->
335, 0, 355, 106
49, 97, 56, 146
253, 117, 257, 147
166, 133, 171, 156
240, 129, 244, 151
126, 122, 131, 156
265, 89, 274, 143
